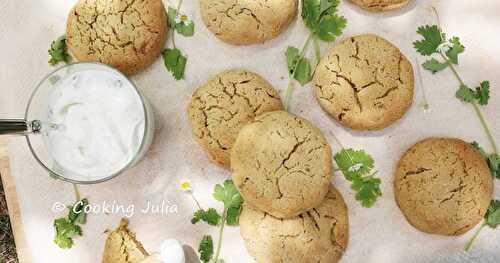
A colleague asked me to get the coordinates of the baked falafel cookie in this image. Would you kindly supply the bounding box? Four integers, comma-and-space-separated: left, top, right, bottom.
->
103, 219, 149, 263
66, 0, 168, 75
240, 186, 348, 263
188, 70, 283, 167
231, 111, 332, 218
394, 138, 493, 236
313, 34, 414, 130
199, 0, 298, 45
348, 0, 409, 12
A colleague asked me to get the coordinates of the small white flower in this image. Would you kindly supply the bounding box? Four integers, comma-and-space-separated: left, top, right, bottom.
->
348, 163, 363, 172
179, 179, 192, 192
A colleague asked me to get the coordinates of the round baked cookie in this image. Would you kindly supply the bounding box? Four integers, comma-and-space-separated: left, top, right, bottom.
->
313, 34, 414, 130
394, 138, 493, 236
188, 70, 283, 167
66, 0, 168, 75
348, 0, 409, 12
231, 111, 332, 218
240, 186, 348, 263
199, 0, 298, 45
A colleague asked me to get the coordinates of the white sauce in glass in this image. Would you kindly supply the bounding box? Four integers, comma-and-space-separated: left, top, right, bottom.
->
43, 69, 145, 180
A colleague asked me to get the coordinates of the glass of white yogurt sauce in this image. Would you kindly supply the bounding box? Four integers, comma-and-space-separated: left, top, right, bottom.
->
0, 62, 154, 183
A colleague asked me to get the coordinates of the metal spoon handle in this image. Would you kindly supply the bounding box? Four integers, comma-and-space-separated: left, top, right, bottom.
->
0, 119, 41, 135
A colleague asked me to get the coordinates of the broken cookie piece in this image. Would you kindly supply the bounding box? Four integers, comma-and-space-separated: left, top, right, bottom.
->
313, 34, 414, 130
199, 0, 298, 45
102, 219, 149, 263
394, 138, 493, 235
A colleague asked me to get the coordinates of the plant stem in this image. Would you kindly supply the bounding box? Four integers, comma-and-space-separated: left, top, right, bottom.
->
284, 33, 314, 111
72, 184, 80, 202
439, 52, 499, 154
189, 192, 203, 210
213, 208, 227, 263
415, 57, 430, 110
313, 37, 321, 67
464, 223, 486, 251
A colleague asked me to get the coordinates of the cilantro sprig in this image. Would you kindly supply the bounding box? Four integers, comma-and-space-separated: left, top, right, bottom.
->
283, 0, 347, 110
53, 198, 88, 249
464, 200, 500, 251
334, 149, 382, 207
471, 142, 500, 179
191, 180, 243, 263
48, 35, 72, 66
414, 25, 498, 155
162, 1, 195, 80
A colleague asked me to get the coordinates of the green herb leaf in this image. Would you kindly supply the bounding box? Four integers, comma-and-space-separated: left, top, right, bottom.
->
485, 200, 500, 228
414, 25, 445, 56
192, 208, 221, 226
456, 84, 476, 103
54, 218, 82, 249
334, 149, 374, 180
475, 81, 490, 105
294, 57, 313, 86
316, 14, 347, 42
48, 35, 72, 66
471, 141, 500, 179
351, 175, 382, 208
334, 149, 381, 207
68, 198, 88, 224
445, 37, 465, 64
198, 235, 214, 263
162, 48, 187, 80
302, 0, 322, 30
422, 58, 449, 74
285, 46, 300, 74
168, 6, 195, 37
225, 205, 242, 226
213, 180, 243, 210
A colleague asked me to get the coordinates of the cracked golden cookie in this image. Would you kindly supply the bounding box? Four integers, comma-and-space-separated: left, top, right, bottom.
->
348, 0, 410, 12
240, 186, 348, 263
66, 0, 168, 75
199, 0, 298, 45
231, 111, 332, 218
394, 138, 493, 236
188, 70, 283, 167
103, 219, 149, 263
313, 34, 414, 130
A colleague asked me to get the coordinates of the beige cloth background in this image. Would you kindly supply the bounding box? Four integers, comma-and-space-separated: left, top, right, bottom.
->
0, 0, 499, 262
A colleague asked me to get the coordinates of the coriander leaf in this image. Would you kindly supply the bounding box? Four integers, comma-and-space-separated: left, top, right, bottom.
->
175, 21, 195, 37
54, 218, 82, 249
351, 175, 382, 208
475, 81, 490, 105
316, 14, 347, 42
48, 35, 71, 66
320, 0, 340, 15
225, 204, 242, 226
456, 84, 475, 103
334, 149, 374, 180
445, 37, 465, 64
285, 46, 300, 74
167, 7, 178, 26
192, 208, 221, 226
213, 180, 243, 209
471, 141, 488, 159
488, 154, 500, 179
198, 235, 213, 263
293, 57, 312, 86
414, 25, 444, 56
422, 58, 448, 74
485, 200, 500, 228
162, 48, 187, 80
302, 0, 322, 30
68, 198, 88, 224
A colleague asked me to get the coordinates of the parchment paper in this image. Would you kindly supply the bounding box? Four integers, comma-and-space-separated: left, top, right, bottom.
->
0, 0, 500, 262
